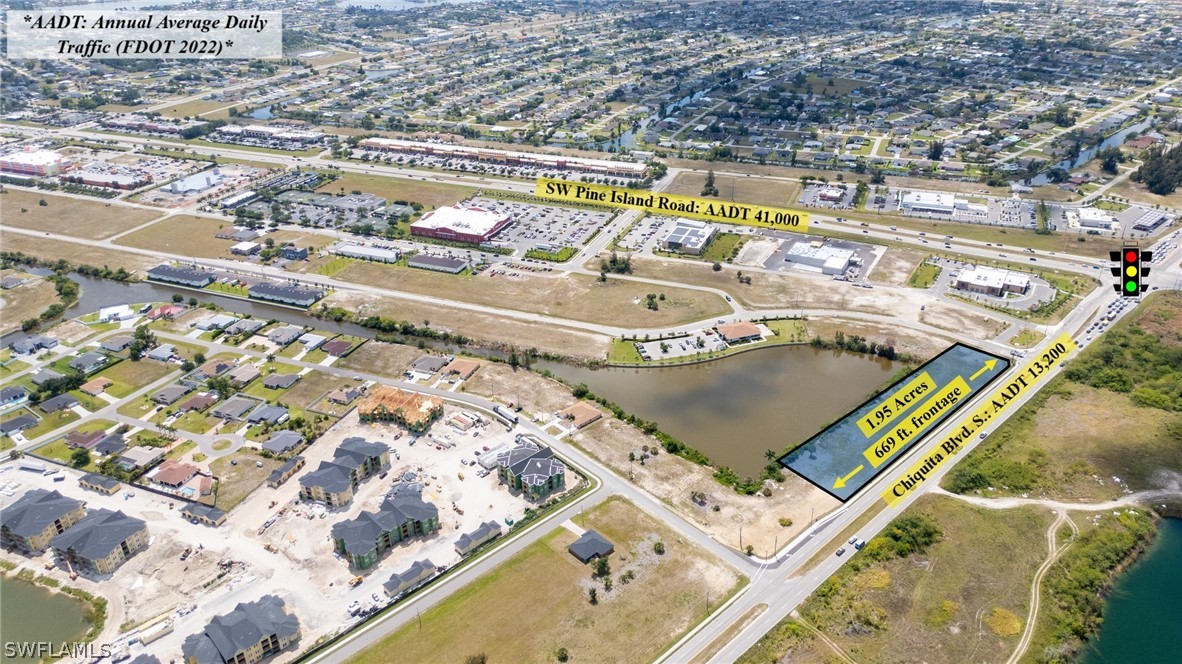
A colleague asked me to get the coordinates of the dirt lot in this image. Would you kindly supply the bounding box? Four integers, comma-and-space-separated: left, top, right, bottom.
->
0, 234, 159, 272
868, 248, 928, 287
209, 449, 285, 511
45, 319, 102, 346
805, 317, 947, 360
321, 260, 730, 328
0, 275, 57, 335
0, 190, 163, 240
352, 496, 745, 664
335, 340, 423, 379
920, 299, 1009, 340
463, 364, 841, 555
114, 215, 238, 258
1108, 178, 1182, 209
666, 171, 804, 208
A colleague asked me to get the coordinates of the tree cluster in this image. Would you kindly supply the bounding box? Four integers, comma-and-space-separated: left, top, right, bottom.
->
1131, 143, 1182, 195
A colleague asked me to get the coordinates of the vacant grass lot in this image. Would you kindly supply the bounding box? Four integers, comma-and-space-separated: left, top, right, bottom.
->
0, 190, 162, 240
906, 262, 941, 288
209, 448, 282, 511
330, 261, 731, 328
315, 172, 475, 210
114, 215, 238, 258
666, 171, 804, 208
701, 232, 750, 263
354, 496, 745, 664
95, 359, 176, 398
742, 495, 1051, 664
1010, 328, 1045, 349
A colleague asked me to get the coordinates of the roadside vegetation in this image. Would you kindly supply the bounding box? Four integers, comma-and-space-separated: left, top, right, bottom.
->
944, 292, 1182, 498
906, 260, 941, 288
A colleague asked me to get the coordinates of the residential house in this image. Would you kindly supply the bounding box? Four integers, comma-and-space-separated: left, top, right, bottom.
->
153, 460, 199, 488
298, 438, 390, 507
279, 246, 308, 261
248, 405, 289, 425
10, 334, 57, 355
181, 503, 227, 528
558, 402, 603, 429
94, 433, 127, 457
151, 385, 191, 406
409, 355, 448, 376
69, 352, 108, 374
261, 430, 304, 455
213, 397, 257, 420
100, 336, 133, 352
65, 430, 104, 450
267, 326, 303, 346
1, 415, 37, 437
98, 305, 135, 322
197, 358, 235, 378
320, 339, 352, 356
327, 387, 361, 405
454, 520, 502, 556
225, 319, 265, 336
146, 304, 186, 320
331, 493, 440, 569
262, 373, 300, 389
116, 446, 165, 471
0, 489, 86, 552
40, 394, 80, 414
0, 386, 29, 408
79, 473, 122, 495
496, 441, 566, 500
196, 315, 238, 331
147, 344, 177, 362
51, 508, 148, 575
382, 558, 435, 598
440, 358, 480, 381
266, 456, 305, 488
229, 364, 262, 387
568, 529, 614, 563
30, 369, 63, 386
180, 594, 300, 664
179, 394, 217, 412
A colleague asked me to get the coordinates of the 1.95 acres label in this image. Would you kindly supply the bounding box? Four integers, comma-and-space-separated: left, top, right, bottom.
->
7, 11, 282, 59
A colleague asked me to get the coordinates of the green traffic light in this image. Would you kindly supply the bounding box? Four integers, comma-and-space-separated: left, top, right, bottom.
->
1125, 280, 1138, 293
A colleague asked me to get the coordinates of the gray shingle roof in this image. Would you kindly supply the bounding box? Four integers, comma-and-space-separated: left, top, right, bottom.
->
181, 503, 227, 526
50, 508, 146, 561
39, 394, 79, 413
261, 430, 304, 453
181, 594, 299, 664
568, 529, 614, 563
383, 558, 435, 596
80, 473, 122, 492
332, 494, 439, 558
262, 373, 300, 389
0, 489, 84, 538
455, 520, 501, 553
247, 404, 288, 424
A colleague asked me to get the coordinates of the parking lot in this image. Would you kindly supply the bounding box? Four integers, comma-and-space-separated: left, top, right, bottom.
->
928, 257, 1056, 311
797, 183, 858, 209
633, 329, 727, 360
617, 214, 678, 252
471, 196, 613, 253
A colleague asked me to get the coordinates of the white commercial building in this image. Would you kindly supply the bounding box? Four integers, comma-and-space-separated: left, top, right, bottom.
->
357, 137, 648, 178
410, 204, 512, 243
817, 187, 845, 202
333, 243, 402, 263
1075, 207, 1116, 230
954, 266, 1031, 297
901, 191, 956, 215
784, 241, 854, 275
0, 150, 70, 177
660, 219, 716, 255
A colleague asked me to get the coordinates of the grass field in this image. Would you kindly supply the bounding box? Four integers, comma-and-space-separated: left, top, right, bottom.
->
157, 99, 233, 119
665, 171, 804, 208
942, 291, 1182, 500
1108, 177, 1182, 209
329, 261, 731, 328
315, 172, 475, 210
353, 496, 745, 664
1010, 328, 1045, 349
95, 360, 176, 398
114, 215, 237, 258
741, 495, 1052, 664
336, 341, 432, 379
209, 448, 282, 511
906, 261, 941, 288
1, 190, 162, 240
701, 233, 750, 263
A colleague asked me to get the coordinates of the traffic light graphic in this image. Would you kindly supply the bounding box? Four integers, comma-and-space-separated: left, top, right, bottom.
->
1110, 246, 1152, 296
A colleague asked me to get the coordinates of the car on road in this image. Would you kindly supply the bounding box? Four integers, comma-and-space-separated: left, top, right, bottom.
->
848, 536, 858, 545
854, 539, 866, 550
836, 547, 847, 557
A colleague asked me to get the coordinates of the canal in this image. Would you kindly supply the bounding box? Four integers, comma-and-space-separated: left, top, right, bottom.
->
0, 576, 89, 663
1080, 517, 1182, 663
538, 345, 898, 478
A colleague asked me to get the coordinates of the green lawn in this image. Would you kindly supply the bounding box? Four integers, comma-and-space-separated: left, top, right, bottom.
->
172, 411, 219, 435
205, 282, 250, 297
907, 262, 942, 288
312, 256, 355, 277
525, 247, 579, 262
607, 339, 644, 364
1010, 328, 1045, 349
11, 409, 81, 440
0, 358, 30, 377
117, 396, 160, 420
702, 233, 750, 263
34, 439, 98, 471
96, 359, 176, 398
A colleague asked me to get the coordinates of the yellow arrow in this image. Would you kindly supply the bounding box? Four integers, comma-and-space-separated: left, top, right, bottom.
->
969, 359, 998, 382
833, 464, 864, 489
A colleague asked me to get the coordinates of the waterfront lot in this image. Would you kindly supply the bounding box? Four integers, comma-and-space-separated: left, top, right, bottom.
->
353, 496, 745, 664
0, 190, 162, 240
328, 261, 731, 328
0, 274, 58, 335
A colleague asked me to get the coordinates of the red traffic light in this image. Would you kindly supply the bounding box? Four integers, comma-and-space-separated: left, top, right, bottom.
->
1125, 250, 1138, 263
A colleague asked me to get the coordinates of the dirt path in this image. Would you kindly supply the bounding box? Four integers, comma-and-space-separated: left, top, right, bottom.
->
794, 612, 859, 664
930, 487, 1182, 512
1006, 511, 1078, 664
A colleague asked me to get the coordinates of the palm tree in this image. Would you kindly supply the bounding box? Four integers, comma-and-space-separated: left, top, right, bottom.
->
764, 449, 777, 461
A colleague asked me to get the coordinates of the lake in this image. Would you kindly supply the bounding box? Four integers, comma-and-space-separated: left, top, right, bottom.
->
0, 576, 89, 663
1080, 517, 1182, 663
538, 345, 897, 477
